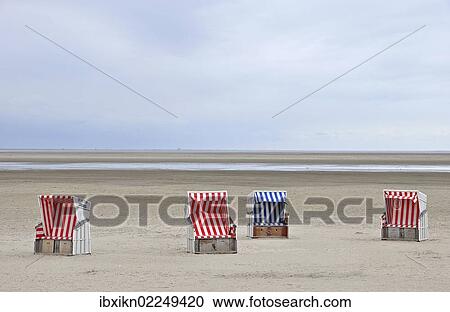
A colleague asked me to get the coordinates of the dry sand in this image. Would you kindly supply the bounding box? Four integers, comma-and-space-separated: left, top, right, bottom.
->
0, 152, 450, 291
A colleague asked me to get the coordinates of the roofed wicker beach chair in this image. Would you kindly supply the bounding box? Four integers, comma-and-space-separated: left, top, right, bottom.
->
381, 190, 429, 242
186, 191, 237, 254
247, 191, 288, 238
34, 195, 91, 255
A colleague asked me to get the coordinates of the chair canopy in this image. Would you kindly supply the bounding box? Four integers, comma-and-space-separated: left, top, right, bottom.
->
250, 191, 287, 226
187, 191, 235, 239
383, 190, 425, 228
37, 195, 90, 239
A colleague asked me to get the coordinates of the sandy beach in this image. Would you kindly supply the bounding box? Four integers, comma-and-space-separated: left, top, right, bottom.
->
1, 152, 450, 291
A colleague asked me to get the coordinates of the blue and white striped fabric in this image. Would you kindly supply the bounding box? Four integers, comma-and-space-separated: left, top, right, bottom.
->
253, 191, 287, 226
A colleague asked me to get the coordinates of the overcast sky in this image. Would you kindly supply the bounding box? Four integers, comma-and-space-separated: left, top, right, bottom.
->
1, 0, 449, 150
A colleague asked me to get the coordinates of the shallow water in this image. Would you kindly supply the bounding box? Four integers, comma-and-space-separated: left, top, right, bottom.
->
1, 162, 450, 172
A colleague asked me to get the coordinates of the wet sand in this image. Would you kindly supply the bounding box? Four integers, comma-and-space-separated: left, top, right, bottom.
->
0, 152, 449, 291
2, 150, 450, 165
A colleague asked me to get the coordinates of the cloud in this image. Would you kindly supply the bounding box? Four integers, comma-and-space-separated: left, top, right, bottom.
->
1, 0, 449, 150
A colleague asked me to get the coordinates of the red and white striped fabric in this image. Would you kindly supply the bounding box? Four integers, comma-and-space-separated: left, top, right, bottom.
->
38, 195, 77, 240
35, 222, 44, 239
383, 191, 420, 228
188, 191, 236, 239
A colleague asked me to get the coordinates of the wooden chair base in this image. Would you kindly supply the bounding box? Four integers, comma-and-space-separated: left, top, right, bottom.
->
188, 238, 237, 254
251, 225, 288, 238
34, 239, 91, 255
34, 239, 73, 255
381, 227, 422, 242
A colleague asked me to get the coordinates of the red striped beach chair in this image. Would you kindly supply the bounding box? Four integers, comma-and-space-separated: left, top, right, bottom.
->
186, 191, 237, 254
34, 195, 91, 255
247, 191, 289, 238
381, 190, 429, 241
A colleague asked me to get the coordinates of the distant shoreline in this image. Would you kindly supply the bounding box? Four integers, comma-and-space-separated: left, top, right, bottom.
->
2, 149, 450, 154
2, 150, 450, 165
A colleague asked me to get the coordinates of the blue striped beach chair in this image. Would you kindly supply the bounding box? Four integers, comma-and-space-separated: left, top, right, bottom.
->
247, 191, 289, 238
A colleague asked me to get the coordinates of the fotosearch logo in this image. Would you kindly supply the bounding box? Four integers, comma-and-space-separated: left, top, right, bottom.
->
72, 194, 385, 227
